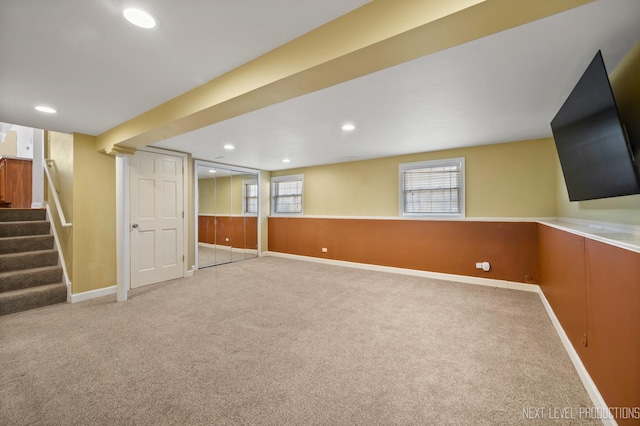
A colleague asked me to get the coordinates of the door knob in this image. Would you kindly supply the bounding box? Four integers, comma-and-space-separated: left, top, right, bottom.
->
132, 223, 139, 229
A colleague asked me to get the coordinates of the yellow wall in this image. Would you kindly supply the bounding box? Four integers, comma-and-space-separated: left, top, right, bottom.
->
45, 131, 74, 280
0, 130, 18, 157
611, 41, 640, 158
198, 174, 252, 215
556, 158, 640, 226
272, 138, 558, 218
72, 134, 116, 294
198, 177, 214, 214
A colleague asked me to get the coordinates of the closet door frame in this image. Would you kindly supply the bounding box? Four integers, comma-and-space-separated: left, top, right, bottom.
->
194, 160, 261, 269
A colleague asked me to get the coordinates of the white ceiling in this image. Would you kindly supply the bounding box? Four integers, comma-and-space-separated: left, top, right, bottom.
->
0, 0, 370, 135
2, 0, 640, 172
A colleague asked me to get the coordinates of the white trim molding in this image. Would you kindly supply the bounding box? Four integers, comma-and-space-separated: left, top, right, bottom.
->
399, 157, 466, 219
31, 128, 45, 208
271, 174, 304, 216
115, 154, 131, 302
265, 251, 537, 292
70, 285, 117, 303
536, 288, 616, 426
268, 214, 557, 222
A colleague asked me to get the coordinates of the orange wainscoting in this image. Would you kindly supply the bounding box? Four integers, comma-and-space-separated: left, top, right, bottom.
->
268, 217, 538, 283
538, 224, 640, 424
198, 215, 258, 249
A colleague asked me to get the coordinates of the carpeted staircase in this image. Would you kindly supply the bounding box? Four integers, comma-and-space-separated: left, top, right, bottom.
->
0, 209, 67, 315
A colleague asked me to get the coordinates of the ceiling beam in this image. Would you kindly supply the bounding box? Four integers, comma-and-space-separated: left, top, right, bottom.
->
96, 0, 594, 154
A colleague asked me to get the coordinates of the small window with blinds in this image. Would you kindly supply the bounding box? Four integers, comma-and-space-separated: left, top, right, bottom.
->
243, 180, 258, 215
399, 158, 465, 217
271, 174, 303, 215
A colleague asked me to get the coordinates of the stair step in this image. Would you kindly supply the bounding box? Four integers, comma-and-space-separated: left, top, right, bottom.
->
0, 282, 67, 316
0, 250, 59, 273
0, 208, 46, 222
0, 235, 54, 255
0, 221, 50, 238
0, 265, 63, 293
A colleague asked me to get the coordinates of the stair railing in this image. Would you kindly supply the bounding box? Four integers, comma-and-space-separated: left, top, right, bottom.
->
43, 159, 71, 227
43, 159, 72, 300
45, 202, 72, 301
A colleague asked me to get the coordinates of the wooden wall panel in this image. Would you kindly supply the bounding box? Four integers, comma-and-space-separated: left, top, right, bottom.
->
0, 158, 32, 208
268, 217, 538, 283
583, 239, 640, 422
198, 216, 210, 244
198, 216, 257, 249
537, 225, 586, 354
215, 216, 231, 246
538, 224, 640, 424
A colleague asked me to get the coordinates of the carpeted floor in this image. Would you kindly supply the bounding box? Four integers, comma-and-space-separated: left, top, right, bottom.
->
0, 257, 597, 425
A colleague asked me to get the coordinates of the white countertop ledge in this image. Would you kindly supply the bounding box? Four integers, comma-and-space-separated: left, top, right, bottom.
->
539, 218, 640, 254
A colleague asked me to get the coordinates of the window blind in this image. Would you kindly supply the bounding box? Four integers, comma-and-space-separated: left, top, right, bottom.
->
245, 182, 258, 213
402, 162, 462, 215
273, 178, 302, 213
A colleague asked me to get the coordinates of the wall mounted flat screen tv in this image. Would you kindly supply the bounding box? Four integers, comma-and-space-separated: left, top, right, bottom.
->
550, 50, 640, 202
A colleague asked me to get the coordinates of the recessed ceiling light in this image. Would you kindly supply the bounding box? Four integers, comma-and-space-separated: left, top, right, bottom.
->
342, 123, 356, 131
35, 106, 57, 114
209, 170, 216, 173
282, 158, 291, 163
223, 144, 235, 150
123, 8, 156, 29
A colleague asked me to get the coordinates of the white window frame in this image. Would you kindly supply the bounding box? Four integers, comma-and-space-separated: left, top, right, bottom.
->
242, 179, 258, 216
399, 157, 465, 218
271, 174, 304, 216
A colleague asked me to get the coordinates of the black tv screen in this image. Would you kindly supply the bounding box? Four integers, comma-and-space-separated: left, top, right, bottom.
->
550, 50, 640, 202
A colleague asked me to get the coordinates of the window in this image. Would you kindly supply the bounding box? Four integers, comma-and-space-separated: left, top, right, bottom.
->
243, 179, 258, 214
399, 158, 465, 217
271, 174, 303, 215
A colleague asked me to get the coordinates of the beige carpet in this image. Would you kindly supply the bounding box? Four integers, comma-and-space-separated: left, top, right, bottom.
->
0, 257, 597, 425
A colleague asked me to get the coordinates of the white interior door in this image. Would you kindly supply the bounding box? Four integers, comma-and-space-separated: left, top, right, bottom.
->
130, 150, 184, 288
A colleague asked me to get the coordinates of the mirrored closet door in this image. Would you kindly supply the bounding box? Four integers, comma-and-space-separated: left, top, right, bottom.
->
196, 162, 258, 268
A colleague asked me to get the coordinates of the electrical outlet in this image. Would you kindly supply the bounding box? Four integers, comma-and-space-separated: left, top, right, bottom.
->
321, 248, 328, 253
476, 262, 491, 271
225, 238, 229, 242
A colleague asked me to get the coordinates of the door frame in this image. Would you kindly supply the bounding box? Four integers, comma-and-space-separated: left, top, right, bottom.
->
194, 160, 261, 270
116, 147, 189, 302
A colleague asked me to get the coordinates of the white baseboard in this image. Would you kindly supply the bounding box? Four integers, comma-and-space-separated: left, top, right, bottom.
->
264, 251, 538, 292
536, 288, 616, 425
70, 285, 117, 303
186, 268, 194, 278
265, 250, 613, 422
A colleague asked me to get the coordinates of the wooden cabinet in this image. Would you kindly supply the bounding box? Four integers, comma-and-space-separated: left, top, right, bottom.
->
0, 158, 32, 208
